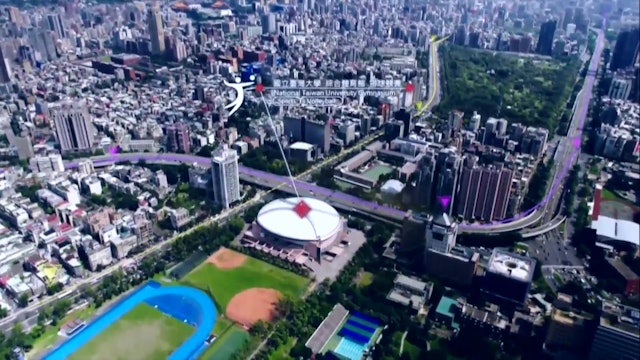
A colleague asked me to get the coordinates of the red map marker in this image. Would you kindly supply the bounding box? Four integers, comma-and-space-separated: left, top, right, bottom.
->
293, 200, 312, 218
255, 83, 264, 93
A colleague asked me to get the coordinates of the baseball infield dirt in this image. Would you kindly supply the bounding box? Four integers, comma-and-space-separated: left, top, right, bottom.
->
226, 288, 282, 326
207, 248, 247, 270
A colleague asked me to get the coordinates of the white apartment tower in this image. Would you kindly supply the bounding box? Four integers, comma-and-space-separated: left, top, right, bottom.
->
211, 144, 241, 209
425, 212, 458, 254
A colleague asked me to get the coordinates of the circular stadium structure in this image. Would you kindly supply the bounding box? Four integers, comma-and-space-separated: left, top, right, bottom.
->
257, 197, 343, 246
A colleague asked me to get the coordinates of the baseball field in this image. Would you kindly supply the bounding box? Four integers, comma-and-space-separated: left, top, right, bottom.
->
183, 248, 309, 359
184, 248, 309, 326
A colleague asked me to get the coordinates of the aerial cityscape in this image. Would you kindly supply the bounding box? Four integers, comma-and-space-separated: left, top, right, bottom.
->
0, 0, 638, 359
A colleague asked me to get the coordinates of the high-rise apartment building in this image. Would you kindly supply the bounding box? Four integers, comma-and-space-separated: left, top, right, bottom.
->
0, 44, 12, 84
434, 148, 461, 214
211, 144, 241, 209
610, 28, 640, 72
46, 13, 66, 39
536, 19, 557, 56
50, 103, 94, 152
166, 123, 190, 153
456, 160, 513, 222
148, 2, 165, 55
588, 302, 640, 360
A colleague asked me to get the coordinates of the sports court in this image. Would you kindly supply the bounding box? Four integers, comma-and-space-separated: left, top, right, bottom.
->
362, 163, 394, 181
307, 305, 383, 360
43, 281, 216, 360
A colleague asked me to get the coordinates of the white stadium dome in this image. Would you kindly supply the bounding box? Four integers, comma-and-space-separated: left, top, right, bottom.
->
257, 197, 342, 242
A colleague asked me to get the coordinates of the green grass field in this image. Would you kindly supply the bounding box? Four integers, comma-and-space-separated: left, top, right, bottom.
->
200, 325, 249, 360
363, 164, 394, 181
183, 254, 309, 308
69, 304, 193, 360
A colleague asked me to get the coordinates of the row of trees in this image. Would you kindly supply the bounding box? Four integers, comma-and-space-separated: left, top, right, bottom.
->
240, 144, 310, 176
0, 298, 73, 357
563, 165, 581, 216
231, 245, 309, 277
522, 160, 554, 210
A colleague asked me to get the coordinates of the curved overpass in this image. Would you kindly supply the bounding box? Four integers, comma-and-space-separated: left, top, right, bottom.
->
65, 153, 543, 233
522, 216, 567, 239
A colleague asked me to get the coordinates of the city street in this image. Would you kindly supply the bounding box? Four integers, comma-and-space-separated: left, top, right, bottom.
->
527, 229, 582, 267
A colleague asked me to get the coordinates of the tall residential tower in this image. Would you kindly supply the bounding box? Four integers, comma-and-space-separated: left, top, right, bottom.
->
147, 2, 165, 55
50, 103, 94, 152
211, 144, 241, 209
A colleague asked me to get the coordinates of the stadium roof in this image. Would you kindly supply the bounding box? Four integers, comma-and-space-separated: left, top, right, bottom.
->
257, 197, 342, 242
591, 215, 640, 246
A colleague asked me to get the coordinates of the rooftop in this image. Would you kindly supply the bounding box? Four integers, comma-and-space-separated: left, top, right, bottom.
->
487, 249, 536, 282
591, 215, 640, 246
257, 197, 342, 242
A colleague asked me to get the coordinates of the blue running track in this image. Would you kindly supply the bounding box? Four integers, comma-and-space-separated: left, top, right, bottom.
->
43, 282, 216, 360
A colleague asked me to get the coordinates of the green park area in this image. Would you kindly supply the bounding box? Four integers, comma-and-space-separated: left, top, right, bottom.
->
69, 304, 194, 360
182, 250, 309, 308
435, 45, 581, 130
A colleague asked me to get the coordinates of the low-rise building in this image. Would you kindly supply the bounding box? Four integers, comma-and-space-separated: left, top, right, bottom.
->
79, 239, 113, 271
170, 208, 191, 229
386, 274, 433, 311
110, 234, 138, 259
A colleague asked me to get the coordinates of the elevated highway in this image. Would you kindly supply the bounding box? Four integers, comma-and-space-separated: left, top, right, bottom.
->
70, 153, 545, 233
522, 216, 567, 239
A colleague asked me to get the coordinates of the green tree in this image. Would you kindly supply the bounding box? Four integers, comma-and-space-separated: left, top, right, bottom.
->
17, 294, 29, 308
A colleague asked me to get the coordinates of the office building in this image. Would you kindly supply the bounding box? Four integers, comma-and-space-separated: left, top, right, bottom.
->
588, 302, 640, 360
610, 28, 640, 71
481, 249, 536, 305
425, 212, 457, 254
51, 103, 94, 153
536, 20, 557, 56
211, 144, 241, 209
261, 13, 276, 34
283, 116, 331, 154
609, 76, 633, 100
148, 2, 165, 55
166, 122, 190, 153
543, 294, 594, 360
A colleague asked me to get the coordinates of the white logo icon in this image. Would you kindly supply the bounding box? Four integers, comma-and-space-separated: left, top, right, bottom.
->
223, 75, 256, 117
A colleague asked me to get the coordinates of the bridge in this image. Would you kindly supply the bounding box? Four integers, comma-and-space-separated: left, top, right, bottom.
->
521, 216, 567, 239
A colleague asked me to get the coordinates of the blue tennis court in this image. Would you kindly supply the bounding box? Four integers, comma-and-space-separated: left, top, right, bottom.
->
339, 328, 370, 344
334, 337, 367, 360
350, 312, 379, 327
346, 319, 375, 334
